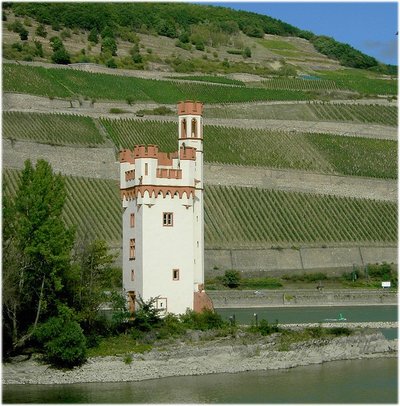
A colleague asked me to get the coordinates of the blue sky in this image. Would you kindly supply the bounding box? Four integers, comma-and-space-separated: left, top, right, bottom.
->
204, 2, 398, 65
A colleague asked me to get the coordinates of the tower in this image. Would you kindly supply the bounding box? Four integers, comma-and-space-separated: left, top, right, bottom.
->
119, 101, 212, 315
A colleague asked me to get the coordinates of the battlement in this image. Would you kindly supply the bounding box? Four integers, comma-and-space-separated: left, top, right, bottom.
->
180, 146, 196, 160
178, 100, 203, 116
134, 145, 159, 159
119, 149, 134, 163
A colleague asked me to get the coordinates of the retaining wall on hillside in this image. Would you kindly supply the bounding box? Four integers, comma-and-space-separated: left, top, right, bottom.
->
205, 246, 398, 277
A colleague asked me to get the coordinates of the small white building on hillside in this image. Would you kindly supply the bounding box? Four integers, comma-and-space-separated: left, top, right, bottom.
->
119, 100, 213, 315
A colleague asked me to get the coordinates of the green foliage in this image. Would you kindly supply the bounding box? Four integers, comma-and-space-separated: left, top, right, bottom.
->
311, 35, 377, 69
101, 37, 117, 56
88, 27, 99, 43
19, 28, 28, 41
282, 273, 328, 282
49, 36, 63, 52
180, 309, 225, 331
367, 262, 392, 279
222, 270, 241, 288
36, 23, 47, 38
35, 306, 87, 368
2, 159, 75, 355
105, 58, 117, 68
51, 47, 71, 65
243, 47, 252, 58
133, 296, 163, 331
67, 239, 117, 330
249, 319, 280, 336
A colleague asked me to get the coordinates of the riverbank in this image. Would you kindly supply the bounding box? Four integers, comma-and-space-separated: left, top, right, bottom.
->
3, 331, 396, 385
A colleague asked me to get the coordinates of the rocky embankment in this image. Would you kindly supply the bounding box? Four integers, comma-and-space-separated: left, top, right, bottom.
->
3, 331, 396, 385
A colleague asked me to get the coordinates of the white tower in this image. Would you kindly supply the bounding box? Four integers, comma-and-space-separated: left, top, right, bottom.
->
119, 101, 212, 315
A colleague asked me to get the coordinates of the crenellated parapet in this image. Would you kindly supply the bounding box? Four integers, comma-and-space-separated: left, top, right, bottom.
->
178, 100, 203, 116
121, 185, 195, 201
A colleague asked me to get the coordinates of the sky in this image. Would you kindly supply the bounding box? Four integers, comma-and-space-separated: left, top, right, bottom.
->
204, 2, 398, 65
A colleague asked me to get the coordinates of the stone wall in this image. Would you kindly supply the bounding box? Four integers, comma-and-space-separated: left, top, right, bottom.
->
205, 246, 398, 278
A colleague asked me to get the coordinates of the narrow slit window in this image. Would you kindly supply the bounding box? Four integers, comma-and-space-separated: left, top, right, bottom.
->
145, 163, 148, 175
163, 212, 173, 226
129, 239, 135, 260
173, 269, 179, 281
192, 119, 197, 137
130, 213, 135, 228
131, 269, 135, 281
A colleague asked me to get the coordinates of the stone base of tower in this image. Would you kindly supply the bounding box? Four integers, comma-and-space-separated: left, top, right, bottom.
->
193, 290, 214, 313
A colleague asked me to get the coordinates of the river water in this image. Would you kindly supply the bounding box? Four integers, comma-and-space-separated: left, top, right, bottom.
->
3, 358, 397, 403
3, 305, 398, 404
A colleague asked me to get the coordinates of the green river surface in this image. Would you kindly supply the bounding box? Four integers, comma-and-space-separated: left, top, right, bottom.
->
3, 305, 398, 404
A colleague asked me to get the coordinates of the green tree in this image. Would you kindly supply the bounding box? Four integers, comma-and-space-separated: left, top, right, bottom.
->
51, 47, 71, 64
2, 160, 75, 353
131, 43, 142, 64
101, 37, 117, 56
49, 36, 63, 52
66, 239, 118, 329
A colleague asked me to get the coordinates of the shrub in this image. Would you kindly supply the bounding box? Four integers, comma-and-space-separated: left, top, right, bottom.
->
222, 270, 241, 288
180, 309, 225, 331
19, 28, 28, 41
51, 47, 71, 64
106, 58, 117, 68
243, 47, 252, 58
36, 24, 47, 38
35, 307, 87, 368
258, 319, 280, 335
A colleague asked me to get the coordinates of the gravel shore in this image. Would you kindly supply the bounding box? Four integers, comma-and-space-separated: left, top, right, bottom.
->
3, 331, 396, 385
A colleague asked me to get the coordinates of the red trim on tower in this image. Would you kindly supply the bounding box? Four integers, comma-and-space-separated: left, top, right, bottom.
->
177, 101, 203, 116
120, 185, 195, 200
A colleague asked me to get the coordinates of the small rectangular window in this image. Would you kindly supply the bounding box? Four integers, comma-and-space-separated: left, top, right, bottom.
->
131, 269, 135, 281
145, 163, 148, 175
130, 213, 135, 228
173, 269, 179, 281
129, 239, 135, 260
163, 212, 173, 226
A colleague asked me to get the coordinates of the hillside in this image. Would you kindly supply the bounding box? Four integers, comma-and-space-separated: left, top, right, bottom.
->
2, 3, 398, 275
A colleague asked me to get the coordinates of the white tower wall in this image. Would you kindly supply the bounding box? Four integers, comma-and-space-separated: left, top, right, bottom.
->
119, 101, 212, 315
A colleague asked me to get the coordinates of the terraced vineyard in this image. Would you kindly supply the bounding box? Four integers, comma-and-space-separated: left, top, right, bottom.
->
170, 76, 245, 86
4, 169, 121, 244
306, 133, 397, 179
101, 118, 397, 178
3, 64, 310, 103
3, 169, 396, 248
262, 78, 339, 91
309, 103, 397, 126
3, 112, 105, 146
316, 69, 398, 95
204, 185, 397, 248
205, 102, 398, 125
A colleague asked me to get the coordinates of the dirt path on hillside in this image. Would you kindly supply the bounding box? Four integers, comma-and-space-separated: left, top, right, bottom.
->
3, 140, 396, 202
4, 93, 396, 140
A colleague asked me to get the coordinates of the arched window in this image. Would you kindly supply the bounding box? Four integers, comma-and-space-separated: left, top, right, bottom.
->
191, 118, 197, 137
181, 119, 187, 138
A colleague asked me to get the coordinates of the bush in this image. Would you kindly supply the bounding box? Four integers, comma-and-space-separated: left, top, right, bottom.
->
35, 307, 87, 368
51, 47, 71, 64
222, 270, 241, 288
36, 24, 47, 38
180, 309, 225, 331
